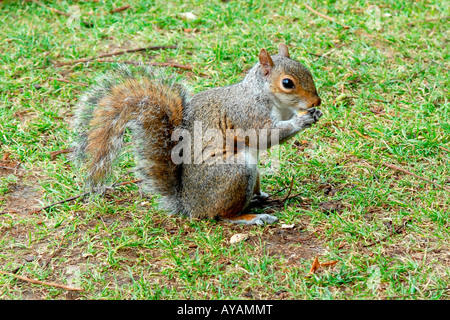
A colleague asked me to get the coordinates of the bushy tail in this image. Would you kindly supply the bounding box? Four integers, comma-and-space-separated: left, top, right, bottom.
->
72, 65, 187, 212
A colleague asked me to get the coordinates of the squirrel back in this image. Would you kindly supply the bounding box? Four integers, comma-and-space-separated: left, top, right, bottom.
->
72, 65, 188, 212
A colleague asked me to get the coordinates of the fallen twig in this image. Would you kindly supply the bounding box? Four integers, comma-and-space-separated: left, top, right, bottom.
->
369, 98, 391, 103
145, 62, 193, 70
0, 165, 21, 171
283, 193, 306, 202
382, 163, 450, 192
307, 52, 344, 65
39, 236, 66, 270
269, 185, 289, 196
94, 59, 193, 70
363, 218, 412, 247
320, 44, 345, 57
407, 16, 450, 27
262, 177, 307, 205
0, 270, 84, 291
29, 179, 142, 214
304, 3, 350, 29
260, 178, 322, 209
50, 77, 89, 87
354, 129, 373, 140
353, 29, 396, 45
0, 209, 20, 215
110, 179, 143, 188
308, 44, 346, 63
406, 65, 432, 82
431, 60, 450, 70
393, 286, 450, 299
55, 45, 178, 66
0, 162, 24, 174
29, 192, 91, 215
110, 4, 131, 14
438, 146, 450, 153
261, 192, 309, 209
282, 177, 295, 201
50, 148, 74, 160
30, 0, 71, 17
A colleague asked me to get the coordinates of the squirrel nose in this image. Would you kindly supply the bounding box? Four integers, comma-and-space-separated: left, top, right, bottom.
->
311, 96, 321, 108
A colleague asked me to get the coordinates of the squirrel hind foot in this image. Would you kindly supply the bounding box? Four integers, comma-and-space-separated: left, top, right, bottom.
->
222, 213, 278, 225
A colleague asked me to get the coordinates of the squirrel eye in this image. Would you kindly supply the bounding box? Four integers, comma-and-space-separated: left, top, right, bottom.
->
282, 78, 295, 89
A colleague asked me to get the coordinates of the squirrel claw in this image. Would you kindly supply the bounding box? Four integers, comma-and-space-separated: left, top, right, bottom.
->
295, 108, 323, 127
308, 107, 323, 121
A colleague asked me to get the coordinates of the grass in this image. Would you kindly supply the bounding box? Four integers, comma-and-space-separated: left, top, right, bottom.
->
0, 0, 449, 300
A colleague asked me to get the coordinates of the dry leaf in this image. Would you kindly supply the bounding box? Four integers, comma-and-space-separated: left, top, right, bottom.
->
307, 257, 339, 276
354, 129, 373, 140
320, 260, 339, 267
334, 93, 350, 103
308, 256, 320, 275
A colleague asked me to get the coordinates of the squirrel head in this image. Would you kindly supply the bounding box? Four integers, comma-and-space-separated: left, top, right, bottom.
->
258, 44, 321, 112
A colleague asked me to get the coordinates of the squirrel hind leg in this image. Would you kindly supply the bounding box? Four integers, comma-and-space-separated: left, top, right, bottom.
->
222, 213, 278, 225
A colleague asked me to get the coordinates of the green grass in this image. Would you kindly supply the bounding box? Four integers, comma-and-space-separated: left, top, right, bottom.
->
0, 0, 449, 300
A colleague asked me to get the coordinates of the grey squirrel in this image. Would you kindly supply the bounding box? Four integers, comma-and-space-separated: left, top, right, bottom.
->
72, 43, 322, 225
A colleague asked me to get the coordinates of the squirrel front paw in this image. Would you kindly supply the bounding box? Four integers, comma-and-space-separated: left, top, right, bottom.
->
294, 108, 323, 128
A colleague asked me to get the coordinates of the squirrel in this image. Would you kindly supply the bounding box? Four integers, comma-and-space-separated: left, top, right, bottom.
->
72, 43, 322, 225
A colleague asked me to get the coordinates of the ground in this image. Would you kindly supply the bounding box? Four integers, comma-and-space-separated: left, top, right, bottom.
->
0, 0, 449, 299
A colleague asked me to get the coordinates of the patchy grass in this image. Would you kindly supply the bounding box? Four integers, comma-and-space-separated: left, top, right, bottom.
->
0, 0, 449, 300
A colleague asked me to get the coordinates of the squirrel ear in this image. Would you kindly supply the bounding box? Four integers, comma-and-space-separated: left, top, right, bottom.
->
259, 49, 274, 76
278, 43, 290, 58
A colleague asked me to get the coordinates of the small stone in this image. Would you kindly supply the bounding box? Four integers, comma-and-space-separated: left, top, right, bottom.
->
178, 12, 197, 21
23, 255, 35, 262
229, 233, 248, 244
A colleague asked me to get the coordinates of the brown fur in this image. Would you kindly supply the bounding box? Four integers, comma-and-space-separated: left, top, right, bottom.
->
84, 77, 184, 196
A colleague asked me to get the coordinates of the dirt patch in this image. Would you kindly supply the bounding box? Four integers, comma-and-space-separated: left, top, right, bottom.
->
1, 155, 43, 215
4, 184, 42, 214
249, 227, 324, 262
